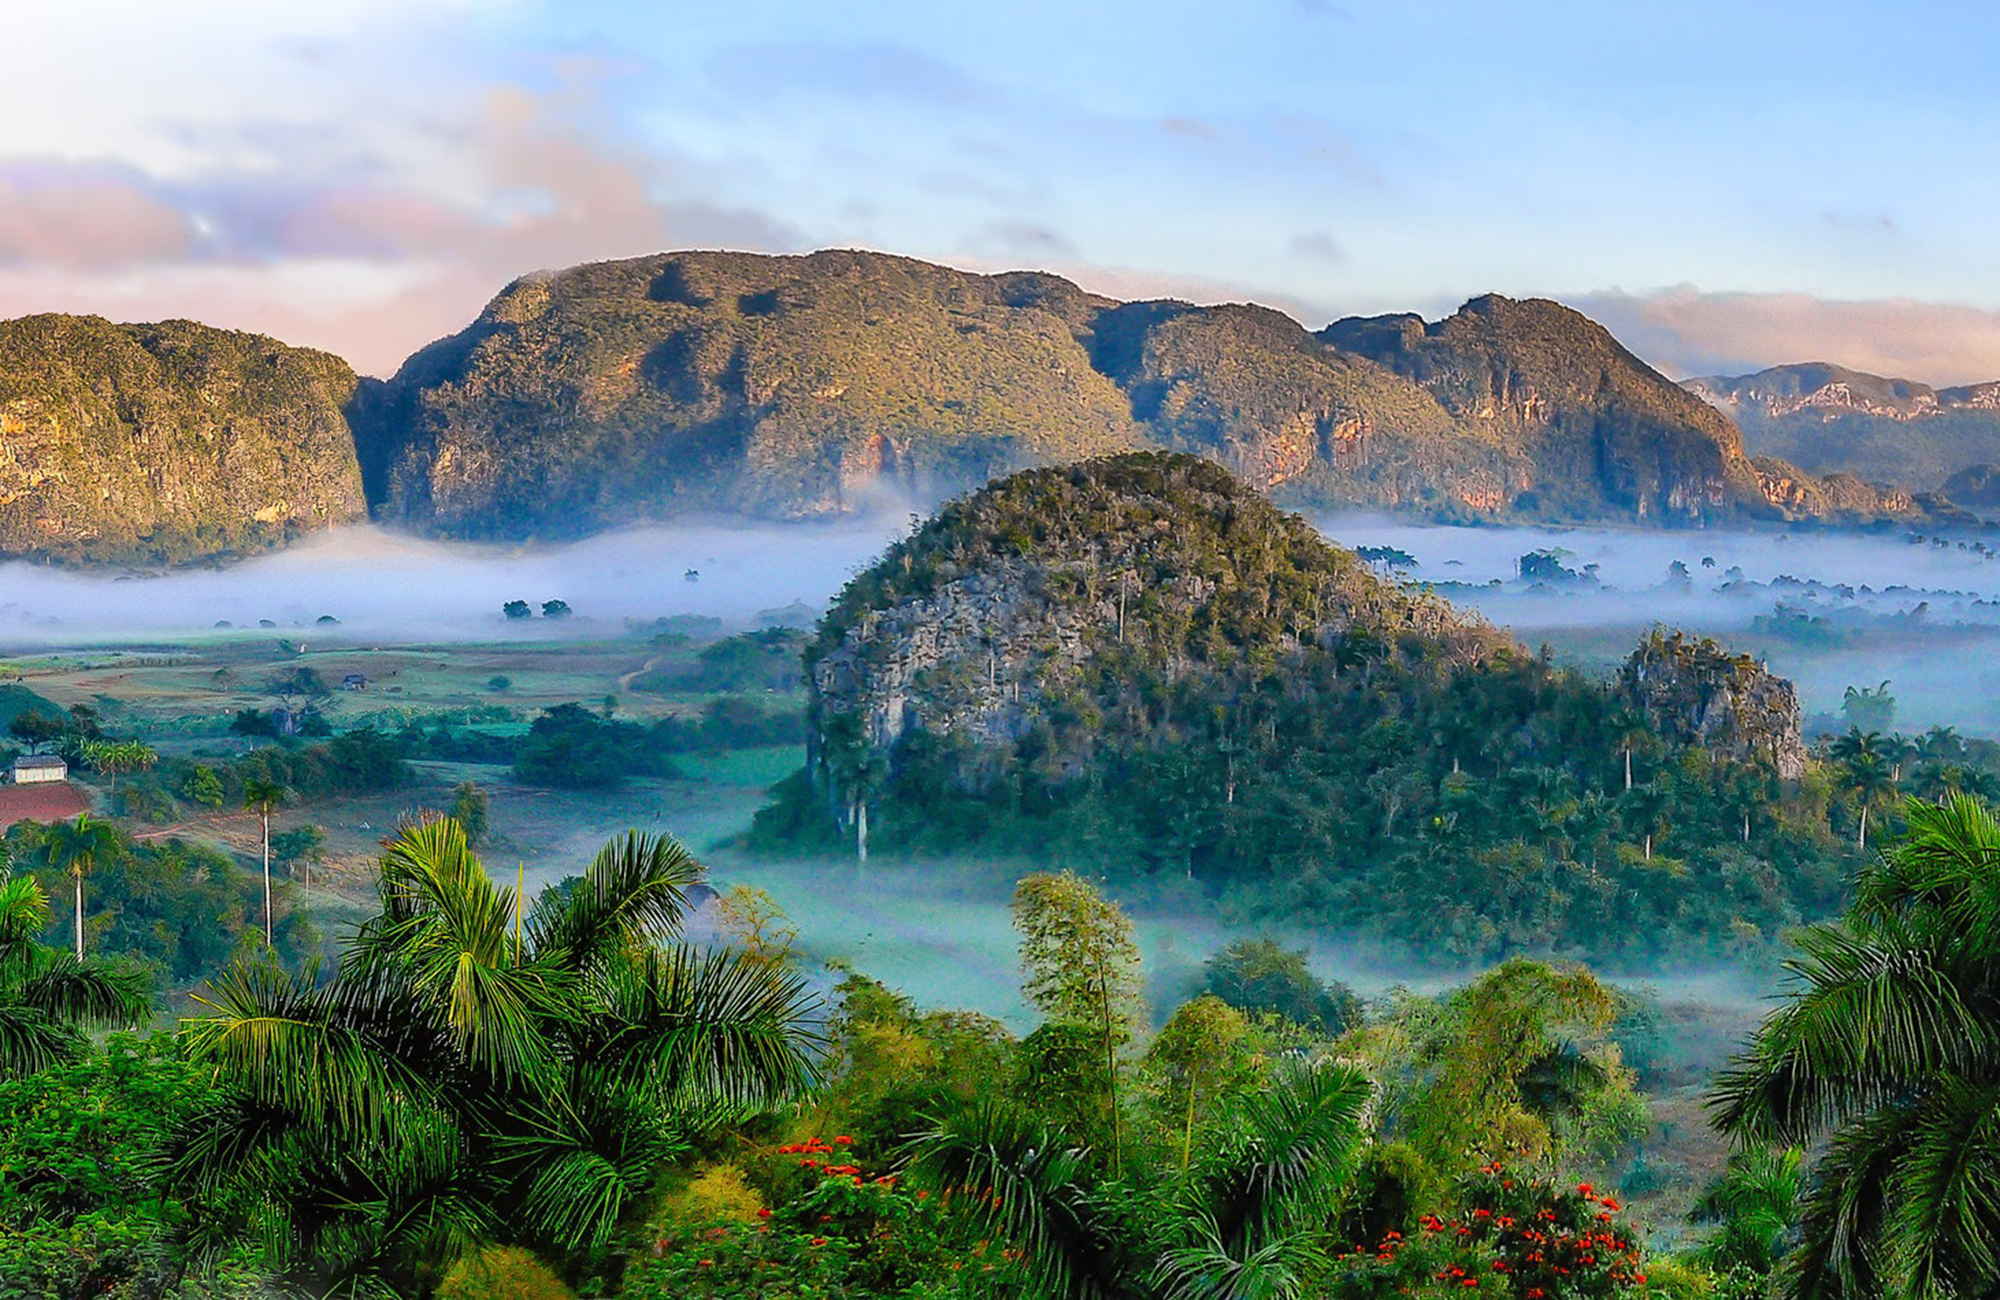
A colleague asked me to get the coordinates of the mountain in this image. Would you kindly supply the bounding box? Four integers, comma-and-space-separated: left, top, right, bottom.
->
767, 451, 1826, 963
1687, 362, 2000, 498
360, 249, 1916, 538
0, 315, 367, 564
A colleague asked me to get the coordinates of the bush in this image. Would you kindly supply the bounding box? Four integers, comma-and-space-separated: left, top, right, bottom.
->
436, 1246, 574, 1300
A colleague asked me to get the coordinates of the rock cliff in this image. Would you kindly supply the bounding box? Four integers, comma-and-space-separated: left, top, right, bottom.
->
0, 315, 367, 564
1617, 629, 1807, 781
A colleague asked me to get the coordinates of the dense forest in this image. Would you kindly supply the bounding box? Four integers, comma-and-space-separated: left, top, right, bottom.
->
766, 454, 1907, 965
4, 798, 1997, 1297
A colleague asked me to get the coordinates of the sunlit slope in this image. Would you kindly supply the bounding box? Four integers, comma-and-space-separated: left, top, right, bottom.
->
0, 315, 367, 564
360, 249, 1911, 538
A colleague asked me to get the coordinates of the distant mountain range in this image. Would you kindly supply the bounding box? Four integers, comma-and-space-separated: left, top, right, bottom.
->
0, 249, 1972, 565
1686, 362, 2000, 502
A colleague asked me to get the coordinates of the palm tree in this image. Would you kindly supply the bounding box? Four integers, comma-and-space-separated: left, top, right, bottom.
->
169, 820, 820, 1295
905, 1062, 1373, 1300
0, 875, 148, 1077
1710, 794, 2000, 1297
1690, 1145, 1804, 1278
241, 778, 289, 945
1611, 709, 1650, 792
1835, 750, 1897, 852
42, 814, 118, 961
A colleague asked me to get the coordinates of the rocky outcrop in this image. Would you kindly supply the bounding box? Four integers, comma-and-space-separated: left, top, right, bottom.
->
0, 315, 366, 564
1618, 629, 1807, 781
1690, 362, 2000, 493
806, 452, 1506, 797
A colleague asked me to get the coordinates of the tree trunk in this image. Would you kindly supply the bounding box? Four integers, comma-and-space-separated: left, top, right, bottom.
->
1859, 804, 1869, 853
1624, 748, 1633, 791
73, 868, 84, 962
262, 810, 273, 946
856, 801, 869, 867
1099, 958, 1122, 1178
1182, 1076, 1199, 1173
1742, 811, 1751, 842
1644, 832, 1653, 862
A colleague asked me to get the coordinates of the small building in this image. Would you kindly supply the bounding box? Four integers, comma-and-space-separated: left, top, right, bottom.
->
342, 673, 368, 691
11, 754, 67, 785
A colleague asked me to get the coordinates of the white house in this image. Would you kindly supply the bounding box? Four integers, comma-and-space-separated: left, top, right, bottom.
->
12, 755, 68, 784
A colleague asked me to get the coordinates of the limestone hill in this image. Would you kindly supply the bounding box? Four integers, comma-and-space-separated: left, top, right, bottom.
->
0, 315, 366, 564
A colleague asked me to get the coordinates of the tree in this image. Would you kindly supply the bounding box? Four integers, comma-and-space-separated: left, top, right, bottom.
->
42, 815, 119, 963
1143, 995, 1258, 1171
81, 739, 158, 802
503, 600, 532, 620
7, 709, 64, 755
1611, 709, 1649, 793
541, 599, 571, 619
169, 821, 819, 1294
449, 781, 489, 846
1829, 732, 1897, 851
1841, 680, 1897, 733
0, 875, 146, 1076
1200, 937, 1361, 1036
270, 825, 328, 888
241, 778, 289, 945
1691, 1146, 1804, 1278
180, 764, 225, 808
1013, 872, 1145, 1175
1711, 793, 2000, 1298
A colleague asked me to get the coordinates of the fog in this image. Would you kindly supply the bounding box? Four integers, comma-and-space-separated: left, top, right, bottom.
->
7, 511, 2000, 733
1315, 514, 2000, 734
0, 516, 907, 646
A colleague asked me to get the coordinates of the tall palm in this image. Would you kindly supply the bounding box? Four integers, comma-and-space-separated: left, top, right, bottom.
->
1835, 751, 1897, 852
241, 778, 289, 945
43, 814, 118, 961
0, 875, 148, 1076
169, 820, 820, 1295
904, 1062, 1373, 1300
1710, 794, 2000, 1298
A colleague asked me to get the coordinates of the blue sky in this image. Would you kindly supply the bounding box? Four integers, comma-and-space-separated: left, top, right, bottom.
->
6, 0, 2000, 380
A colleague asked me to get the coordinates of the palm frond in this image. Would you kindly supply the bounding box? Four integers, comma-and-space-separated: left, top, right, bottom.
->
525, 831, 701, 970
18, 952, 150, 1026
180, 959, 440, 1135
0, 875, 50, 977
903, 1097, 1125, 1300
589, 945, 821, 1108
1154, 1226, 1329, 1300
1881, 1078, 2000, 1298
1194, 1062, 1373, 1259
0, 1000, 83, 1077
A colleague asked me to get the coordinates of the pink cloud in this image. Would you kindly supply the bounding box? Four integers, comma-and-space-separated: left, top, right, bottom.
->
0, 80, 799, 375
1576, 286, 2000, 388
0, 163, 192, 267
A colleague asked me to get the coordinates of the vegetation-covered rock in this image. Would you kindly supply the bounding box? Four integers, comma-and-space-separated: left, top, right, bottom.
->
0, 315, 366, 564
1618, 629, 1808, 781
360, 250, 1919, 538
776, 452, 1854, 963
1690, 360, 2000, 497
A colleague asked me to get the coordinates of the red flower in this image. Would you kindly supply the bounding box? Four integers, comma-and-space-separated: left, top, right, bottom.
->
755, 1208, 771, 1219
834, 1135, 855, 1145
810, 1236, 827, 1247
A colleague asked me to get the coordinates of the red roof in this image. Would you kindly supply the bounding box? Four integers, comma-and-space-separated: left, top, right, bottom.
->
0, 782, 89, 829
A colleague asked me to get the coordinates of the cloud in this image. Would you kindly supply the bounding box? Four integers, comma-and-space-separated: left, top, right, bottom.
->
1290, 230, 1345, 262
1574, 286, 2000, 388
0, 75, 802, 375
0, 162, 193, 266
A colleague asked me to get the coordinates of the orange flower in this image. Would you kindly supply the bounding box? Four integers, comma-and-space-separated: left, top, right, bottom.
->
834, 1135, 855, 1145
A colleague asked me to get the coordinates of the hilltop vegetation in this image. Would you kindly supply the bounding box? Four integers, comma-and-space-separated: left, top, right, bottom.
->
359, 249, 1919, 539
767, 452, 1846, 964
0, 315, 366, 564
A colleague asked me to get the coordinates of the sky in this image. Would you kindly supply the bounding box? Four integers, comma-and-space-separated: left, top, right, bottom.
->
7, 0, 2000, 382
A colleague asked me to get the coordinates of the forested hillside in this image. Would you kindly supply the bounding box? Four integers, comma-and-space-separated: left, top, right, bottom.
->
769, 452, 1845, 963
0, 315, 367, 564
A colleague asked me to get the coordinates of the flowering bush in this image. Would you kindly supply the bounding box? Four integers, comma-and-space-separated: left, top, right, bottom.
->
1331, 1166, 1652, 1298
621, 1136, 1019, 1299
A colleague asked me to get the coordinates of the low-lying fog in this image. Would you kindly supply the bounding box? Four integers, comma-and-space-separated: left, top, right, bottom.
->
5, 512, 1996, 730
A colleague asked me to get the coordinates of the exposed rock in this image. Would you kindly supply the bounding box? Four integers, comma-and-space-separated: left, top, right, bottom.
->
0, 315, 366, 564
1618, 629, 1807, 781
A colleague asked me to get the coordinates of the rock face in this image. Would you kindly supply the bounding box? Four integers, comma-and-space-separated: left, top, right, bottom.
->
0, 315, 366, 564
1689, 362, 2000, 494
1618, 629, 1807, 781
358, 249, 1904, 538
805, 452, 1506, 798
1321, 295, 1774, 523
